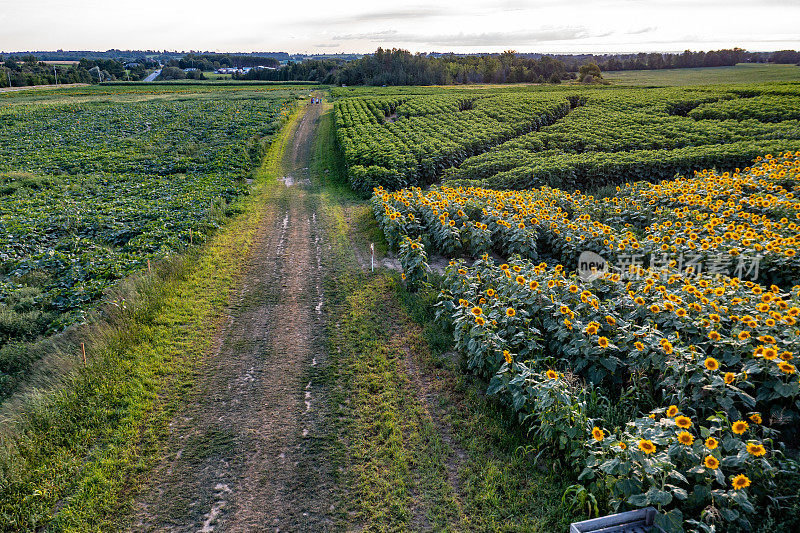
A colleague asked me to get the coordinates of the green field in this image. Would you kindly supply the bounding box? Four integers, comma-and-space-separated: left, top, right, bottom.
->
334, 82, 800, 194
0, 84, 313, 400
2, 73, 800, 533
604, 63, 800, 85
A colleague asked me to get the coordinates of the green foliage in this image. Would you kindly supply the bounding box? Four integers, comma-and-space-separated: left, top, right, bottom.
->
579, 63, 603, 82
442, 86, 800, 189
397, 236, 429, 291
0, 85, 308, 400
335, 92, 571, 194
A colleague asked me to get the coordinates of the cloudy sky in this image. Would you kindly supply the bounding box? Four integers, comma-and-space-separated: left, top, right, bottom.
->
1, 0, 798, 54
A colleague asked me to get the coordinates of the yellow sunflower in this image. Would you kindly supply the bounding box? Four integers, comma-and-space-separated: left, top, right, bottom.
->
746, 443, 766, 457
677, 431, 694, 446
732, 420, 749, 434
638, 439, 656, 454
732, 474, 751, 490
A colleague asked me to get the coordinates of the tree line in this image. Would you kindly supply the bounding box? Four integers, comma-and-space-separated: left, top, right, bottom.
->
237, 47, 799, 86
166, 53, 280, 71
239, 48, 572, 85
555, 48, 800, 72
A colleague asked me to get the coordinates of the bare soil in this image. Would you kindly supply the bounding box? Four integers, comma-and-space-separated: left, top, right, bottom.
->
130, 102, 338, 532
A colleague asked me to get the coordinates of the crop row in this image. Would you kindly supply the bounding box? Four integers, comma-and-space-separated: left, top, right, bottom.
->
374, 152, 800, 289
335, 85, 800, 193
334, 92, 572, 195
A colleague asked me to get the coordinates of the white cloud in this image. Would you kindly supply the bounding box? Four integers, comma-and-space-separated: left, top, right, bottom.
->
0, 0, 797, 53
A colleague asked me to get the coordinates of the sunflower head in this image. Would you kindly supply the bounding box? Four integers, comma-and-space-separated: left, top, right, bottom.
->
746, 443, 766, 457
732, 420, 749, 435
471, 306, 483, 316
666, 405, 679, 418
704, 455, 720, 469
704, 357, 720, 371
503, 350, 513, 365
732, 474, 751, 490
592, 427, 604, 442
749, 413, 762, 425
598, 336, 610, 348
677, 431, 694, 446
475, 316, 486, 326
546, 369, 558, 380
724, 372, 735, 384
638, 439, 656, 454
675, 416, 692, 429
705, 437, 719, 450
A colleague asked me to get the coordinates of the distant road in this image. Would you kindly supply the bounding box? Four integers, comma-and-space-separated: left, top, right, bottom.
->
0, 83, 89, 93
142, 69, 162, 82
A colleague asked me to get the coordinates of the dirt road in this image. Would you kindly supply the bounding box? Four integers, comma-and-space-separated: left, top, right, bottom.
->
131, 101, 337, 532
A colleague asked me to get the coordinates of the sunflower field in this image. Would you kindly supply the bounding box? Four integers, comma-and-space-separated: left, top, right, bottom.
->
371, 151, 800, 531
335, 84, 800, 196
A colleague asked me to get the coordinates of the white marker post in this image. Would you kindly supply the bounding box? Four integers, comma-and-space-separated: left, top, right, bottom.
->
370, 243, 374, 272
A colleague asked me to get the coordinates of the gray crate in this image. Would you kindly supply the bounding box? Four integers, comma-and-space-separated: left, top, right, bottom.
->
569, 507, 665, 533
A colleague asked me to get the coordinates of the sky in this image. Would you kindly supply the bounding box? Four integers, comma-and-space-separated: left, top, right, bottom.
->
1, 0, 798, 54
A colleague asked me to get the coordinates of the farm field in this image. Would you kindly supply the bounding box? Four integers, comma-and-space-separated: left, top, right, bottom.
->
2, 74, 800, 533
334, 83, 800, 194
604, 63, 800, 86
0, 84, 311, 400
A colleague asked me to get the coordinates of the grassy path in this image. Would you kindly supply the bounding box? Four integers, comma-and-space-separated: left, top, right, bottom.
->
130, 101, 340, 531
314, 102, 573, 532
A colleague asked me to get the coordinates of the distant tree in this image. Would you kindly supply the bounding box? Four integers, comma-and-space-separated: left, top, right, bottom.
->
772, 50, 800, 64
579, 62, 602, 82
158, 66, 186, 80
